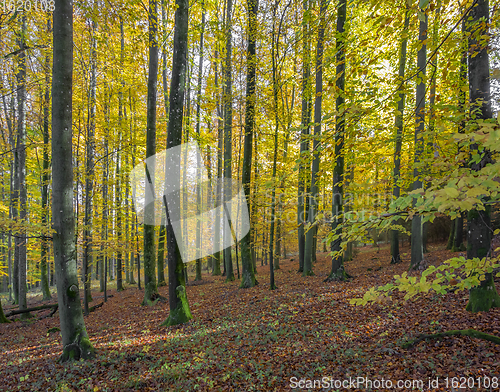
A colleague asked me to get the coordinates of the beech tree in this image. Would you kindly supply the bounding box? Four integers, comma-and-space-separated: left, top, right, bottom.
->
326, 0, 347, 282
390, 2, 409, 265
240, 0, 259, 289
143, 0, 159, 305
410, 4, 427, 271
161, 0, 192, 326
465, 0, 500, 312
52, 0, 94, 361
303, 0, 326, 276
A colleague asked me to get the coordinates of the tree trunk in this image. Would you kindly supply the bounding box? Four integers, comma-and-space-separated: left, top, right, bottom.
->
0, 299, 10, 323
326, 0, 347, 281
297, 0, 311, 273
390, 4, 409, 265
422, 0, 442, 254
304, 0, 326, 276
40, 16, 52, 301
83, 7, 97, 313
161, 0, 192, 327
240, 0, 258, 289
212, 51, 223, 277
157, 0, 170, 288
223, 0, 235, 282
452, 19, 468, 253
16, 15, 29, 318
143, 0, 159, 305
410, 8, 427, 270
194, 0, 206, 282
52, 0, 94, 361
466, 0, 500, 313
115, 17, 125, 292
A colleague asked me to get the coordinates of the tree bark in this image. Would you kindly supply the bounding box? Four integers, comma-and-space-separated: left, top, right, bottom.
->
40, 16, 52, 301
0, 299, 10, 323
223, 0, 235, 282
161, 0, 192, 326
83, 6, 97, 313
297, 0, 311, 273
452, 19, 467, 253
410, 8, 427, 270
390, 4, 409, 265
194, 0, 206, 282
465, 0, 500, 312
143, 0, 159, 305
212, 51, 223, 276
16, 15, 29, 318
304, 0, 326, 276
52, 0, 94, 361
326, 0, 348, 281
240, 0, 259, 288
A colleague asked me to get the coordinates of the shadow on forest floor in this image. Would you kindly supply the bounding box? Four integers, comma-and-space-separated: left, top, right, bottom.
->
1, 242, 500, 391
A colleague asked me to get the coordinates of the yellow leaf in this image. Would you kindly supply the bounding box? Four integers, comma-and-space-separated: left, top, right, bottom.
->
444, 187, 459, 198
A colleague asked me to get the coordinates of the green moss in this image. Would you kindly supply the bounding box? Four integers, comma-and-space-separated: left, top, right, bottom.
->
325, 267, 348, 282
59, 332, 95, 362
161, 285, 192, 327
466, 275, 500, 313
451, 243, 466, 252
240, 271, 257, 289
79, 336, 95, 359
67, 284, 79, 299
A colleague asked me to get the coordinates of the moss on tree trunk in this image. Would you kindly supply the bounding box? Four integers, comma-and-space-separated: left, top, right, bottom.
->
161, 285, 192, 327
0, 299, 10, 323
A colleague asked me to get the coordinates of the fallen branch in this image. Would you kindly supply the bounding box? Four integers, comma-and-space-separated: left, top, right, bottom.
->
401, 328, 500, 349
5, 303, 58, 318
89, 302, 103, 313
39, 305, 59, 319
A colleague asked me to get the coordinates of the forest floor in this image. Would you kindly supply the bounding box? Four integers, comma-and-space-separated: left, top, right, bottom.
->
1, 242, 500, 392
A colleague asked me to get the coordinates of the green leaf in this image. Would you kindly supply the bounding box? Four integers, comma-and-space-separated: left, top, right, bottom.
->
419, 0, 429, 9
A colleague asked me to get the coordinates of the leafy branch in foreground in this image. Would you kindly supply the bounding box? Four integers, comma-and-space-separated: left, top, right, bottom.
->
350, 253, 500, 306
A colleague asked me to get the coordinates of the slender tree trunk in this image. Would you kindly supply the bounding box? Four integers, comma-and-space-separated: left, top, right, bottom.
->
194, 1, 206, 282
240, 0, 258, 288
2, 81, 16, 301
423, 0, 442, 254
297, 0, 311, 273
304, 0, 326, 276
157, 0, 170, 288
465, 0, 500, 313
83, 7, 97, 313
410, 8, 427, 270
115, 146, 123, 291
390, 4, 409, 264
223, 0, 235, 282
115, 17, 125, 292
143, 0, 159, 304
326, 0, 348, 281
40, 16, 52, 300
100, 148, 108, 293
452, 19, 467, 253
162, 0, 192, 326
52, 0, 94, 360
16, 15, 29, 318
446, 219, 455, 250
251, 133, 258, 272
212, 50, 223, 277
